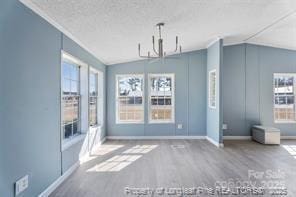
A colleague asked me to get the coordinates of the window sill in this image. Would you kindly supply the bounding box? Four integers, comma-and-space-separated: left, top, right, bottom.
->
90, 124, 103, 129
274, 121, 296, 124
148, 121, 175, 124
116, 121, 144, 125
62, 134, 86, 152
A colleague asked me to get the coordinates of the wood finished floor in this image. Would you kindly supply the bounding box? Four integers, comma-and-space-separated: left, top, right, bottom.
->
51, 140, 296, 197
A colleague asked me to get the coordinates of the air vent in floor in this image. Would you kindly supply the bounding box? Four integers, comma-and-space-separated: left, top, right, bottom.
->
171, 145, 185, 149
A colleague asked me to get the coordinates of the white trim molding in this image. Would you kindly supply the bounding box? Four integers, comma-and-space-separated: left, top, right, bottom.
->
206, 136, 224, 148
39, 136, 106, 196
19, 0, 107, 64
62, 134, 86, 152
107, 136, 206, 140
206, 37, 223, 48
281, 136, 296, 140
223, 136, 296, 140
38, 162, 79, 197
223, 136, 252, 140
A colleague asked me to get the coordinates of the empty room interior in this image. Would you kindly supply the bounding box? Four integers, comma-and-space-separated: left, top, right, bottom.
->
2, 0, 296, 196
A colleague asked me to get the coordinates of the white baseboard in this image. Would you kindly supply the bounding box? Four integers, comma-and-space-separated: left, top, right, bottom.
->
223, 136, 296, 140
281, 136, 296, 140
38, 162, 79, 197
223, 136, 252, 140
106, 136, 206, 140
206, 136, 224, 148
39, 137, 107, 197
98, 137, 107, 145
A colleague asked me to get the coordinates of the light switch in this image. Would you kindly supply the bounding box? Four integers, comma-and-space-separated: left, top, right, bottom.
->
15, 175, 29, 196
222, 124, 228, 130
177, 124, 183, 129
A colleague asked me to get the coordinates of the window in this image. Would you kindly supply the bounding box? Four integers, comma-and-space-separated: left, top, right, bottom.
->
116, 75, 144, 123
209, 69, 216, 108
274, 73, 296, 123
62, 55, 81, 139
89, 69, 103, 127
148, 74, 175, 123
89, 71, 98, 126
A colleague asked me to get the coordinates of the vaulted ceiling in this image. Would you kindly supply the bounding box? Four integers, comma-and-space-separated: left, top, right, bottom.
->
21, 0, 296, 65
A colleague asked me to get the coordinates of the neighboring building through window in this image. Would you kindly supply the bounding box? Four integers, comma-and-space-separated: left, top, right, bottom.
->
148, 74, 175, 123
116, 75, 144, 123
62, 54, 81, 139
209, 69, 216, 108
274, 73, 296, 123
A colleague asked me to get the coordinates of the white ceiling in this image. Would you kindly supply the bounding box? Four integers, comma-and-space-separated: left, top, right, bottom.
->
21, 0, 296, 65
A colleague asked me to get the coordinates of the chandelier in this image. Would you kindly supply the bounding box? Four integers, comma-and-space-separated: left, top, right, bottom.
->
138, 22, 182, 59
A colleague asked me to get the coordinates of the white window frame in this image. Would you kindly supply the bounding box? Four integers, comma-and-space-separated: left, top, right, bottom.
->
148, 73, 175, 124
273, 73, 296, 124
61, 51, 88, 148
89, 67, 104, 127
208, 69, 217, 109
115, 74, 145, 124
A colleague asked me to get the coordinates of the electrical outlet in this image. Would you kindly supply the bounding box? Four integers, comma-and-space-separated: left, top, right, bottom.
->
177, 124, 183, 129
15, 175, 29, 196
222, 124, 228, 130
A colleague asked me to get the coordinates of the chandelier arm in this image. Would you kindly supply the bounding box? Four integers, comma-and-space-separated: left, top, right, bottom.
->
174, 36, 178, 52
152, 36, 159, 55
138, 43, 146, 58
158, 25, 162, 39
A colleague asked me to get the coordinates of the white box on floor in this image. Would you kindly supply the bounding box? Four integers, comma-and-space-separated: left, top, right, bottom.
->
252, 125, 280, 145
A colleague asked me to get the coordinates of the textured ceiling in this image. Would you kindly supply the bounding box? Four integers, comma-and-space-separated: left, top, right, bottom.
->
21, 0, 296, 65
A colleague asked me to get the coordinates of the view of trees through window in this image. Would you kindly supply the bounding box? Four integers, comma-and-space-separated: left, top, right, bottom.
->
117, 75, 144, 123
274, 74, 296, 122
149, 74, 174, 122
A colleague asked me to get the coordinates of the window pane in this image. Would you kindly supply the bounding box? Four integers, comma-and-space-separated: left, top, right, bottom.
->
117, 75, 144, 123
90, 85, 96, 96
158, 97, 165, 105
165, 98, 171, 105
149, 74, 174, 123
71, 65, 79, 81
89, 71, 98, 126
61, 54, 81, 140
63, 79, 71, 94
63, 62, 71, 79
73, 121, 79, 135
119, 77, 143, 96
71, 80, 79, 94
135, 97, 143, 105
89, 96, 97, 126
64, 124, 72, 139
209, 70, 216, 108
90, 72, 97, 86
274, 74, 296, 122
165, 109, 172, 119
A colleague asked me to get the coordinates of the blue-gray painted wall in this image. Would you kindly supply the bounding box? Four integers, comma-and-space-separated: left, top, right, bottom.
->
206, 40, 224, 143
2, 1, 296, 196
107, 50, 207, 136
223, 43, 296, 136
0, 0, 106, 196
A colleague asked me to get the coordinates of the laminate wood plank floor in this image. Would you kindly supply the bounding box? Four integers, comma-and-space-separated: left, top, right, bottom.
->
50, 139, 296, 197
